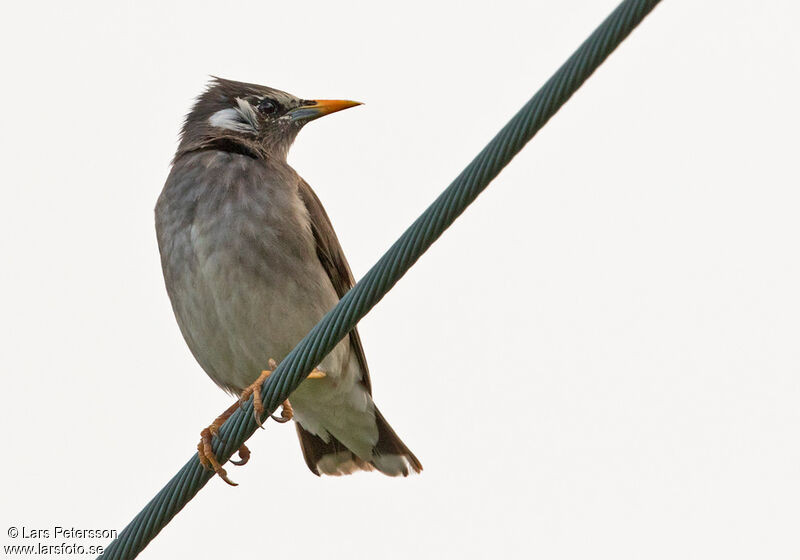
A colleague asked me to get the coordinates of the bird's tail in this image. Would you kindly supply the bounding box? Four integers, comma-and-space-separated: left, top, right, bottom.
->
295, 406, 422, 477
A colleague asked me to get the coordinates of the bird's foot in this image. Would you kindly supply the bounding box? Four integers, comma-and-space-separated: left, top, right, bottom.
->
306, 368, 327, 380
197, 399, 251, 486
196, 358, 280, 485
254, 362, 327, 424
196, 360, 327, 485
242, 359, 294, 426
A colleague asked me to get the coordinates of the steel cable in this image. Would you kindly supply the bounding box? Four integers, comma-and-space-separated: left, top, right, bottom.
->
99, 1, 662, 557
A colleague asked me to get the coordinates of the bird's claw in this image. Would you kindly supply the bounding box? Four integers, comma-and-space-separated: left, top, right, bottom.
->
229, 443, 251, 466
271, 399, 294, 423
198, 425, 238, 486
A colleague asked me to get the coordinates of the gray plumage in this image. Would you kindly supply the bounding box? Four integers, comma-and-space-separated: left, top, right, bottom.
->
155, 77, 421, 476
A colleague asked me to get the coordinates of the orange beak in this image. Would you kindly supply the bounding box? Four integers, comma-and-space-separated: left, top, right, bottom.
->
288, 99, 363, 122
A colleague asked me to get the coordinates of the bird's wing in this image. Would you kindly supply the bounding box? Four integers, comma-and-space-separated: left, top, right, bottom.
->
297, 177, 372, 394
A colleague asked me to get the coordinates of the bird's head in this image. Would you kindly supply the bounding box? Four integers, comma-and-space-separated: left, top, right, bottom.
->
176, 77, 361, 161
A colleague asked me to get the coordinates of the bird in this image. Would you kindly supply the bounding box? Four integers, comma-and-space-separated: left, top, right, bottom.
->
155, 77, 421, 484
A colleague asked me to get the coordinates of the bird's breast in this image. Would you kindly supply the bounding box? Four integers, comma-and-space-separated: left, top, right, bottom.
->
156, 151, 340, 392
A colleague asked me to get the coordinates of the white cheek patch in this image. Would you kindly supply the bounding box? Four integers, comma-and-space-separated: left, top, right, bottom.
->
208, 98, 259, 133
234, 98, 259, 130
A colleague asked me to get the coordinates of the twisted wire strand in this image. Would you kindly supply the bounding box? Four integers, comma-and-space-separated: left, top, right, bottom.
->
99, 1, 662, 557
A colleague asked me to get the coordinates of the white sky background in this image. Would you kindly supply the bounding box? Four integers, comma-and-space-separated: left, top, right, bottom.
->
1, 1, 799, 558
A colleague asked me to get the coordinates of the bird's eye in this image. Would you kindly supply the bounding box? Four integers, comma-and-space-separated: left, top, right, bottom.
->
257, 98, 277, 115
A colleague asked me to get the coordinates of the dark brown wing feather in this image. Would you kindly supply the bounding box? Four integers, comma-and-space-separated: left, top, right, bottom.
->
295, 423, 374, 477
296, 177, 371, 393
295, 177, 421, 476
